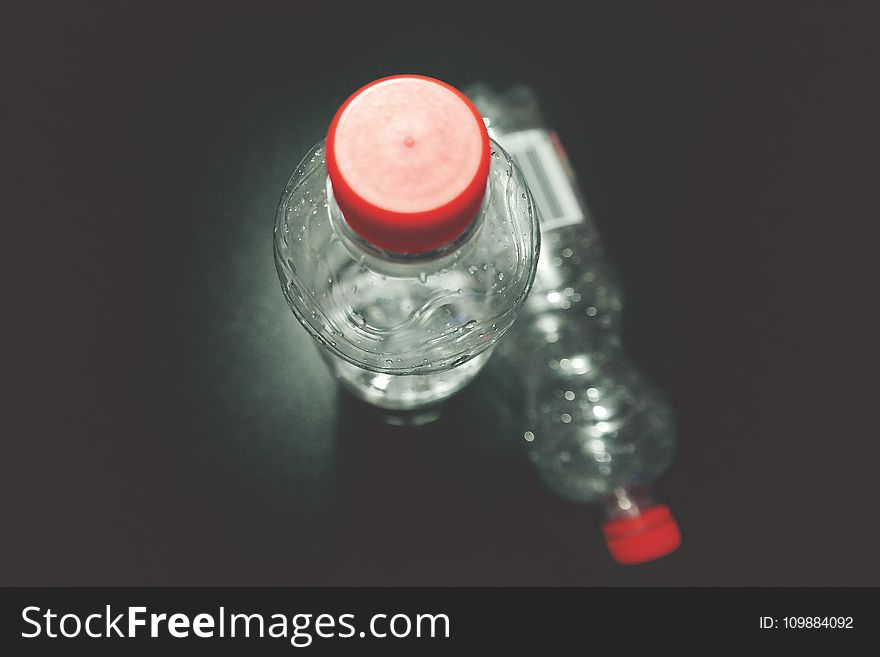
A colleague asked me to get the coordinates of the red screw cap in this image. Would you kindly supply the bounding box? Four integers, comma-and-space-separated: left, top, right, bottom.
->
326, 75, 491, 254
602, 504, 682, 565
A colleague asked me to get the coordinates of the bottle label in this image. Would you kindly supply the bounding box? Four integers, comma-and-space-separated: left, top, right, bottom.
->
498, 129, 585, 231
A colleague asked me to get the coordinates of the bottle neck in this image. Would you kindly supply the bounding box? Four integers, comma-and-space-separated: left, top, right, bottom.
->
602, 487, 656, 521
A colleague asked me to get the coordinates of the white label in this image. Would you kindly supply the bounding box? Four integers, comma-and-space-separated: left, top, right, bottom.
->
497, 129, 585, 231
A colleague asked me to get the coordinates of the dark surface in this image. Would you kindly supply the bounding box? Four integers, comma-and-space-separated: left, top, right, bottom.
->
4, 1, 879, 585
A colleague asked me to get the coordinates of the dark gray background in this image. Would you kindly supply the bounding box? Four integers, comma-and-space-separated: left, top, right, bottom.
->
4, 1, 879, 585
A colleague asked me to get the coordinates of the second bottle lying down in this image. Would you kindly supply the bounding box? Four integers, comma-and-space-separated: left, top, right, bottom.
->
468, 84, 682, 564
274, 75, 541, 416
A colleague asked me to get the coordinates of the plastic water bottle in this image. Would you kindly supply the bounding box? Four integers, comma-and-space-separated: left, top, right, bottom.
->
274, 76, 540, 422
467, 84, 681, 564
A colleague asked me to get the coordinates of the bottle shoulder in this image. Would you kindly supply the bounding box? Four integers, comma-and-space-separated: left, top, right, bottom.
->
274, 140, 540, 374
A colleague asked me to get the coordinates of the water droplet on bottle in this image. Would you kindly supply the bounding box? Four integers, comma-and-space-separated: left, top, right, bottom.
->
564, 390, 575, 401
467, 265, 478, 275
385, 359, 393, 365
418, 271, 428, 284
463, 319, 477, 330
523, 431, 535, 442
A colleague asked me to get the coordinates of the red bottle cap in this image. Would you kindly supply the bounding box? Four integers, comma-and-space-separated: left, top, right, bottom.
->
602, 504, 682, 565
326, 75, 491, 254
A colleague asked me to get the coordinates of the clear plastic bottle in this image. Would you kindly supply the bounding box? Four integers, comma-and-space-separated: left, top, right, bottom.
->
274, 76, 540, 420
467, 84, 681, 564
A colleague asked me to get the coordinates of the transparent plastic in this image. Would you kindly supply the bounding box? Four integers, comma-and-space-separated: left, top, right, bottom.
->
509, 319, 675, 504
468, 84, 679, 553
274, 141, 540, 413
